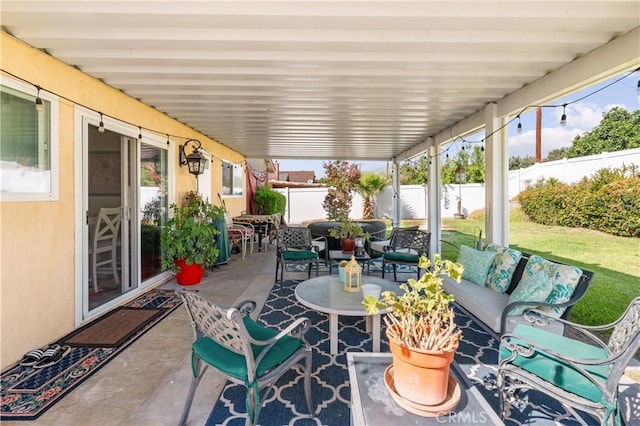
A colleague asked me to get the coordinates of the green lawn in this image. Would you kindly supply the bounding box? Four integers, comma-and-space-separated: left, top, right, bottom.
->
438, 214, 640, 327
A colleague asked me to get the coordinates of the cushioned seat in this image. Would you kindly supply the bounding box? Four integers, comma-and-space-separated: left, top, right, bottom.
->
381, 229, 430, 281
275, 227, 320, 282
176, 289, 314, 426
498, 297, 639, 425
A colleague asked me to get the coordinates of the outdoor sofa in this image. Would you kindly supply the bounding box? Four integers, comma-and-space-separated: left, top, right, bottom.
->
441, 244, 594, 335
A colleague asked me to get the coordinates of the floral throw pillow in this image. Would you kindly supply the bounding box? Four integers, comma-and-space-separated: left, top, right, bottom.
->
521, 255, 583, 316
484, 244, 523, 294
456, 245, 496, 286
507, 269, 553, 316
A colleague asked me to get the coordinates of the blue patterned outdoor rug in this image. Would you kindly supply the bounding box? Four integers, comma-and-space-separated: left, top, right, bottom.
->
207, 280, 595, 426
0, 288, 181, 421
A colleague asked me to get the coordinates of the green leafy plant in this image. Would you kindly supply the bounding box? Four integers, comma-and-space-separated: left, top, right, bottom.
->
356, 172, 391, 219
363, 255, 464, 351
328, 220, 370, 240
338, 260, 349, 267
254, 185, 286, 215
160, 198, 224, 271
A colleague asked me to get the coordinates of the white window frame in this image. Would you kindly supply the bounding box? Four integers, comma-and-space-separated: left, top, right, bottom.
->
0, 77, 59, 202
221, 160, 244, 197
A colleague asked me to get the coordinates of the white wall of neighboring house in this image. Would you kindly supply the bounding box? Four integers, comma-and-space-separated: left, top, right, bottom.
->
275, 148, 640, 224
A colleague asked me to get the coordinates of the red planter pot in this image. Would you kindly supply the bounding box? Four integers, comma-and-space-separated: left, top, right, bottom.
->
340, 237, 356, 254
175, 258, 205, 286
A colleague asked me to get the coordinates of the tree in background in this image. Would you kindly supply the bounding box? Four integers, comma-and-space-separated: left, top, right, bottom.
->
356, 172, 391, 219
509, 155, 535, 170
400, 156, 430, 185
567, 107, 640, 157
441, 145, 485, 184
544, 147, 569, 162
322, 160, 361, 221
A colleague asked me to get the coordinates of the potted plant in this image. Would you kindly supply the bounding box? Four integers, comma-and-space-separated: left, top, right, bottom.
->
338, 260, 349, 283
328, 220, 370, 253
363, 255, 464, 409
160, 197, 223, 285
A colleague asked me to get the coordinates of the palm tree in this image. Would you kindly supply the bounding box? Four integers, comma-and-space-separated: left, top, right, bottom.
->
356, 172, 391, 219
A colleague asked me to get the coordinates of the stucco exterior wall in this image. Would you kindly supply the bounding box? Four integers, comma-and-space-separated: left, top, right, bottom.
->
0, 33, 245, 368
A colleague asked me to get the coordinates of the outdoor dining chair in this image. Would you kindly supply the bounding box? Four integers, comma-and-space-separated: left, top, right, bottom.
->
176, 289, 314, 426
90, 207, 121, 292
498, 297, 639, 425
224, 212, 255, 259
381, 228, 430, 281
275, 227, 320, 282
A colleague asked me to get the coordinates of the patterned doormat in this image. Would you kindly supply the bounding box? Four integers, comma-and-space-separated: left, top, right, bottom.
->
0, 288, 181, 421
207, 280, 594, 425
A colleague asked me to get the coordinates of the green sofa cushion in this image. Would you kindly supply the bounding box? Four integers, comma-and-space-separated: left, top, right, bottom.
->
500, 324, 609, 403
383, 251, 420, 263
192, 316, 303, 380
282, 250, 317, 261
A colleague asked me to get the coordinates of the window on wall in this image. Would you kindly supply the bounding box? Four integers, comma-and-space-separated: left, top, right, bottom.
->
221, 161, 243, 196
0, 80, 58, 201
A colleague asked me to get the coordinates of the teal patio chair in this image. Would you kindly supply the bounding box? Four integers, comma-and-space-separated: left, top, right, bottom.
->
498, 297, 639, 425
275, 227, 320, 282
381, 228, 430, 281
176, 289, 314, 426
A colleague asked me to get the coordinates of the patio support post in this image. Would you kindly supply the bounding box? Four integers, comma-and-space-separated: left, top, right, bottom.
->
484, 103, 509, 246
391, 161, 400, 229
427, 142, 441, 261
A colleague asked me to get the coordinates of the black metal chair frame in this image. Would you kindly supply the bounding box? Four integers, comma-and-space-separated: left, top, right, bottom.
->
381, 228, 430, 281
275, 227, 320, 282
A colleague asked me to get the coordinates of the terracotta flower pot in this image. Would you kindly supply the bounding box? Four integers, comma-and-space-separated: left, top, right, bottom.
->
340, 237, 356, 253
175, 258, 205, 285
387, 329, 458, 406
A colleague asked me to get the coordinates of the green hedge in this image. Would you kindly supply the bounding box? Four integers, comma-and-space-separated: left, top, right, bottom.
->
254, 186, 286, 216
517, 166, 640, 237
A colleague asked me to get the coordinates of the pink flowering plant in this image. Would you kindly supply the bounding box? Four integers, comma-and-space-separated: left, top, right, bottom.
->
322, 160, 361, 221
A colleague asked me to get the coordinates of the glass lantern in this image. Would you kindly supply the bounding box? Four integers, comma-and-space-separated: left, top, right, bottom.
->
344, 256, 362, 292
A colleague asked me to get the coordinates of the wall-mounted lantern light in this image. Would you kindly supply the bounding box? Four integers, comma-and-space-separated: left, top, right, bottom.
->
179, 139, 207, 176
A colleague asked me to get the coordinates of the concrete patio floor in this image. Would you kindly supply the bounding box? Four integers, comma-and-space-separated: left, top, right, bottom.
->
10, 247, 639, 425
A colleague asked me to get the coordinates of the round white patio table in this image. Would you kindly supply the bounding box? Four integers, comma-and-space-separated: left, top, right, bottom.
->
294, 275, 399, 355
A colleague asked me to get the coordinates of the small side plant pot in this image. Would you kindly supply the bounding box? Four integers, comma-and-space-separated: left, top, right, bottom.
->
338, 266, 346, 283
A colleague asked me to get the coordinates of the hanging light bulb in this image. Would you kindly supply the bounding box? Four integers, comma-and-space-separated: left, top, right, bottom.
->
560, 104, 567, 127
636, 79, 640, 95
98, 113, 105, 133
517, 115, 522, 133
35, 86, 44, 112
166, 134, 171, 145
446, 153, 449, 159
138, 126, 143, 141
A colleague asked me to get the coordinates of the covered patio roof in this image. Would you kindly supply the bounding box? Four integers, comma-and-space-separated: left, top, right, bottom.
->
2, 0, 639, 162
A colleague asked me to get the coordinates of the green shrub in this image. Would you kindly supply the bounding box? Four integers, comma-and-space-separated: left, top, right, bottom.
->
518, 166, 640, 237
254, 186, 286, 215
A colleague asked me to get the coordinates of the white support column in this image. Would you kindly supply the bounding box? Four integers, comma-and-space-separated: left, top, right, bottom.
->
484, 103, 509, 246
391, 161, 400, 228
427, 142, 441, 259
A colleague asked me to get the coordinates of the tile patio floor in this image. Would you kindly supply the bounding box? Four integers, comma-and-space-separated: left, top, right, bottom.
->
10, 248, 639, 425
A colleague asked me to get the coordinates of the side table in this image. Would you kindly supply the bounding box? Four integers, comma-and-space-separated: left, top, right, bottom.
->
329, 250, 371, 275
347, 353, 503, 425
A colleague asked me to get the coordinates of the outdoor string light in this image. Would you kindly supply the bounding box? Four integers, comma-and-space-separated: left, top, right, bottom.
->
98, 113, 105, 133
517, 115, 523, 133
560, 104, 567, 126
35, 85, 44, 112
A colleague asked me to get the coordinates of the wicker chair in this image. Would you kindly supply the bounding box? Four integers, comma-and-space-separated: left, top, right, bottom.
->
498, 297, 640, 425
381, 228, 430, 281
275, 227, 320, 282
176, 289, 314, 426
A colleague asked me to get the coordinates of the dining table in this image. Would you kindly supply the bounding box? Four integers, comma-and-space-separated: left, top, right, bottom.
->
232, 213, 281, 251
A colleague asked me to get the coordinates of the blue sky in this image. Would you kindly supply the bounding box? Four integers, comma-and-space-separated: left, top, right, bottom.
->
275, 69, 639, 178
